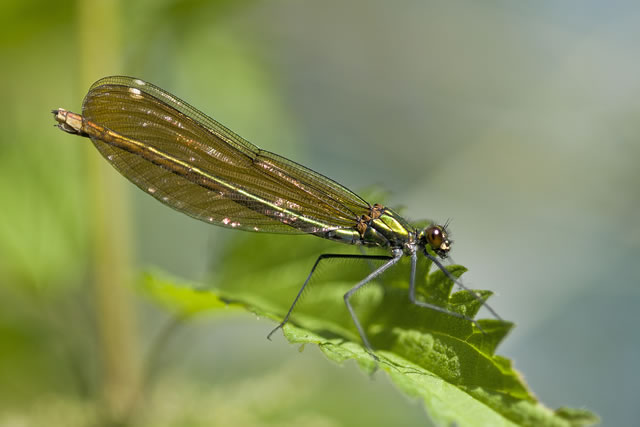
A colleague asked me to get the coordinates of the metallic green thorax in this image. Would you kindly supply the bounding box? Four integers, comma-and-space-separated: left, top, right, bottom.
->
317, 205, 416, 250
361, 207, 415, 249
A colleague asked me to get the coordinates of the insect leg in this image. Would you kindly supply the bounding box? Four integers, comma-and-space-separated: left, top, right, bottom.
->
410, 251, 490, 332
344, 250, 403, 359
267, 253, 393, 340
422, 250, 503, 323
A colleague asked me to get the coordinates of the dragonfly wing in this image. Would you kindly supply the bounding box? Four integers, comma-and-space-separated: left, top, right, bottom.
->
81, 76, 371, 234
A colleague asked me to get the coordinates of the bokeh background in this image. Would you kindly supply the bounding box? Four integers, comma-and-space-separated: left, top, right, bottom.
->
1, 0, 639, 425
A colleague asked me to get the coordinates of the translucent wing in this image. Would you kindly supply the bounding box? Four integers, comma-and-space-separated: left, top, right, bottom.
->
81, 76, 371, 234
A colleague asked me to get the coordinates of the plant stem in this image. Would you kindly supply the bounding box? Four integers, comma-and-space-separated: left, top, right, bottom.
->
76, 0, 141, 422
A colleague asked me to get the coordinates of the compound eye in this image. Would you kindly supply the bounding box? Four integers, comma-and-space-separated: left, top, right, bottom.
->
426, 226, 444, 249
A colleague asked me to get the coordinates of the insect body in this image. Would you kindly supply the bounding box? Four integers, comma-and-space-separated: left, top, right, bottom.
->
53, 76, 500, 359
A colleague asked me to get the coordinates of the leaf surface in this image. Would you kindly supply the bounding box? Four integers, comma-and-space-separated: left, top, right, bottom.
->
140, 230, 598, 427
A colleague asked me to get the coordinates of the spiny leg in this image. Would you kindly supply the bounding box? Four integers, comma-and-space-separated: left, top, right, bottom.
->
422, 250, 503, 323
267, 253, 393, 340
344, 249, 404, 360
407, 251, 485, 331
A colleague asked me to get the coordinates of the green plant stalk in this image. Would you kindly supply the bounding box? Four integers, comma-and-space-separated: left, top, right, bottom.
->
76, 0, 141, 421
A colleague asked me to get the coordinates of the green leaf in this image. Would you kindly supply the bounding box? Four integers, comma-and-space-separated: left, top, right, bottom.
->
139, 229, 598, 427
139, 271, 240, 317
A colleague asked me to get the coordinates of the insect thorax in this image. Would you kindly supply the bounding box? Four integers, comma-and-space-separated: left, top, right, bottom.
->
357, 204, 415, 249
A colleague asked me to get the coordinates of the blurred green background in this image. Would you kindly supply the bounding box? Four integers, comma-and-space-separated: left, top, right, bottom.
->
1, 0, 638, 425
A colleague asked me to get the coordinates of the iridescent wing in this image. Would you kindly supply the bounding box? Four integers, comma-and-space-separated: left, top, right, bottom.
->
81, 76, 371, 234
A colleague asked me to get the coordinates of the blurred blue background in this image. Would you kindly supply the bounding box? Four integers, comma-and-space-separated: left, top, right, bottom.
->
1, 0, 638, 425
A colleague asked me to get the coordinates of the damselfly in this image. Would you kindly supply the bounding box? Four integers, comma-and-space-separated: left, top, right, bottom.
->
53, 76, 501, 359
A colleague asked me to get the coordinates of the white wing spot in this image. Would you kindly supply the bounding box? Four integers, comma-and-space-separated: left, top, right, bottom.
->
128, 87, 143, 99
